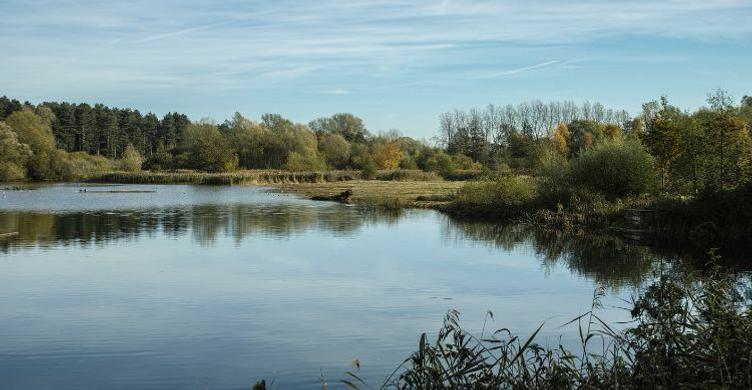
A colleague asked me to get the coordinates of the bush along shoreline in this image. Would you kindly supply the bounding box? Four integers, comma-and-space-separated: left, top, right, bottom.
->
441, 134, 752, 254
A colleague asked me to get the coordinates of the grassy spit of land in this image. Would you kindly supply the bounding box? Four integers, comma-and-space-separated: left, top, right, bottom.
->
85, 165, 752, 253
274, 179, 462, 208
87, 169, 466, 209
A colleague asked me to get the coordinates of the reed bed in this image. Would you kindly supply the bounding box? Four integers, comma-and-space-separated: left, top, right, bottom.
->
89, 169, 449, 185
89, 170, 361, 185
331, 258, 752, 389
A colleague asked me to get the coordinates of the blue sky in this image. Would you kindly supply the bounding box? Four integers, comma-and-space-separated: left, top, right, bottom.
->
1, 0, 751, 139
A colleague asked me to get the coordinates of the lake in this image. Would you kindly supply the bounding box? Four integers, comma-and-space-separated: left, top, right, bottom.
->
0, 184, 674, 389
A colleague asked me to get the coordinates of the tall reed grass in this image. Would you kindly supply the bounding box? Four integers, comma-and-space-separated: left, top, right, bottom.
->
334, 256, 752, 389
89, 170, 361, 185
89, 169, 447, 185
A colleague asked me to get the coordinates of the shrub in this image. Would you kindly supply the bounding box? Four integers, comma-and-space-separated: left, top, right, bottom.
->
570, 139, 657, 199
441, 169, 483, 181
535, 150, 571, 204
454, 175, 536, 207
361, 162, 377, 179
376, 169, 440, 181
143, 147, 174, 171
120, 144, 143, 172
52, 151, 117, 181
285, 151, 327, 171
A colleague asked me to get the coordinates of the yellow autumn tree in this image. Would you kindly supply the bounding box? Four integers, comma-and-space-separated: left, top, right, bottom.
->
372, 141, 403, 170
551, 123, 570, 156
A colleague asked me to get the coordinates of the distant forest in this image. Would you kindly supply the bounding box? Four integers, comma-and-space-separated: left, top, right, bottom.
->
0, 96, 189, 158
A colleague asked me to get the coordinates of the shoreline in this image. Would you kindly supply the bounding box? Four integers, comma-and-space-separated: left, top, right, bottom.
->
5, 171, 750, 255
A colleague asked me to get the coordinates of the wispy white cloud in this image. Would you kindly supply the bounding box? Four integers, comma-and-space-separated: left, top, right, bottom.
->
136, 21, 228, 43
0, 0, 750, 135
481, 60, 562, 78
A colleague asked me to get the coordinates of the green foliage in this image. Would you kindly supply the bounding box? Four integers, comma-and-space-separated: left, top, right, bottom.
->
416, 149, 453, 174
535, 150, 571, 203
360, 162, 377, 179
375, 169, 441, 181
0, 122, 32, 181
143, 144, 173, 171
570, 139, 657, 199
506, 131, 539, 170
689, 108, 751, 191
641, 93, 751, 192
309, 113, 369, 143
183, 123, 238, 172
4, 109, 57, 180
348, 143, 373, 170
317, 133, 351, 169
454, 175, 536, 208
52, 151, 117, 181
285, 151, 327, 171
120, 144, 143, 172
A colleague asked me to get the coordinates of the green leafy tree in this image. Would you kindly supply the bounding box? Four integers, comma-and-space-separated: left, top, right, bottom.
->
691, 106, 751, 191
4, 109, 57, 180
641, 97, 689, 187
318, 133, 351, 169
221, 112, 268, 169
309, 113, 369, 143
0, 96, 23, 121
183, 123, 238, 172
0, 122, 32, 181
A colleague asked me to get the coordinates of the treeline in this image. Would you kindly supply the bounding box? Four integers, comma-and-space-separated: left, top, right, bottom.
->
0, 96, 189, 158
142, 112, 476, 174
439, 101, 638, 172
0, 108, 140, 181
442, 91, 752, 194
2, 91, 751, 193
0, 96, 480, 181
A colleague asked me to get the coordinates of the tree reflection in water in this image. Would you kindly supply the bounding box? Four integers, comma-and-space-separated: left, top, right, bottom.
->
0, 204, 404, 251
442, 220, 697, 290
1, 205, 742, 289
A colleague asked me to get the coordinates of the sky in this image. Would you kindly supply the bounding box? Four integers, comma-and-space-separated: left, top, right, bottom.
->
1, 0, 751, 139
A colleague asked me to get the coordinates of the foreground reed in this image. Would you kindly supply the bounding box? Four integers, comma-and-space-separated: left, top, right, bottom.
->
358, 260, 751, 389
256, 253, 751, 389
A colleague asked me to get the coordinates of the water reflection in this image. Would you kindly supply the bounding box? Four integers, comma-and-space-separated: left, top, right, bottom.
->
2, 202, 671, 290
0, 185, 739, 389
0, 204, 407, 251
443, 222, 659, 289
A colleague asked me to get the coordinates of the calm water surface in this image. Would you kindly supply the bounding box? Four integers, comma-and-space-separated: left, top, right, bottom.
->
0, 184, 667, 389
